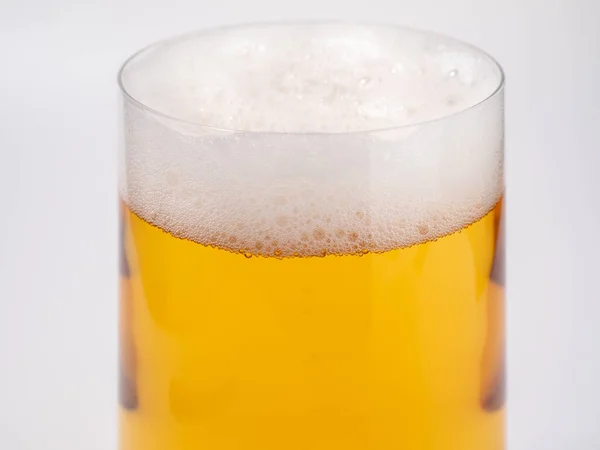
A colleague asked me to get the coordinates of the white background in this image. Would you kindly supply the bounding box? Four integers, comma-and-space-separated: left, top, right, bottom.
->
0, 0, 599, 449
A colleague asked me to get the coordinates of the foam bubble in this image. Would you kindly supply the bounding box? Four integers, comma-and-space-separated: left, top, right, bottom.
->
120, 23, 504, 257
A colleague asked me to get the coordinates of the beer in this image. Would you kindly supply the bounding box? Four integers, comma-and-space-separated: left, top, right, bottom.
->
119, 23, 505, 450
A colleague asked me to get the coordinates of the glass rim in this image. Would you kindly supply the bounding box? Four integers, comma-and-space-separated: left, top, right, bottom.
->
117, 20, 505, 136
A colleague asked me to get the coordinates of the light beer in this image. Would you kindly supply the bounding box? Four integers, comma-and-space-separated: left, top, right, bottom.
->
119, 23, 505, 450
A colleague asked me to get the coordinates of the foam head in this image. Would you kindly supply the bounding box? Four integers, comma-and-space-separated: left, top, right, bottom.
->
120, 23, 504, 256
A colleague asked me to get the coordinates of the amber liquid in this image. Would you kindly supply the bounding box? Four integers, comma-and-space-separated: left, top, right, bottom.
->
119, 201, 504, 450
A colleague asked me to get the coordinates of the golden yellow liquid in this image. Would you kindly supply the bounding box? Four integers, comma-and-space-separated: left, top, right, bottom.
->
119, 201, 505, 450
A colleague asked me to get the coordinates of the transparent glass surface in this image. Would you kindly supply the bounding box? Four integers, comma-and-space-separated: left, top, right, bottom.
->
118, 22, 505, 450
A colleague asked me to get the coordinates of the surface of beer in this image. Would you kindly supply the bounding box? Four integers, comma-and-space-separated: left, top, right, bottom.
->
119, 201, 504, 450
120, 24, 504, 260
121, 24, 501, 133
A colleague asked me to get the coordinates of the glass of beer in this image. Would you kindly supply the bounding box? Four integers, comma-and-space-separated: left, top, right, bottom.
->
118, 22, 504, 450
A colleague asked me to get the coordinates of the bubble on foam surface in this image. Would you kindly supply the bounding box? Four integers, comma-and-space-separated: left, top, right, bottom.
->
120, 23, 504, 257
122, 24, 500, 133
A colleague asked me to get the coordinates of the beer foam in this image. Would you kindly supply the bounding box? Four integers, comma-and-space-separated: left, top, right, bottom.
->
120, 23, 504, 257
